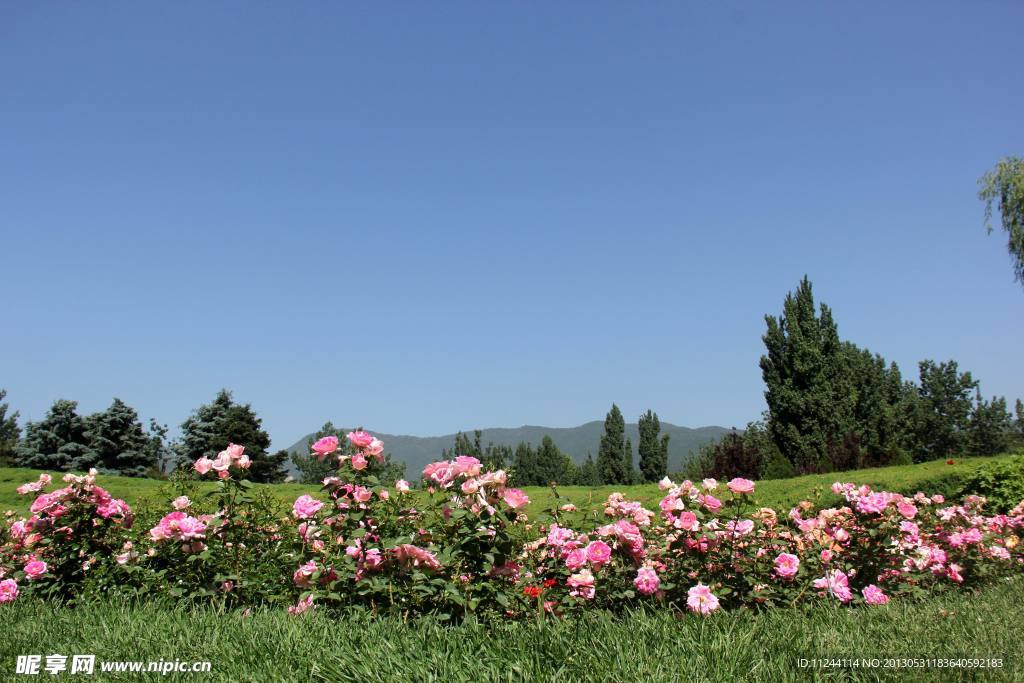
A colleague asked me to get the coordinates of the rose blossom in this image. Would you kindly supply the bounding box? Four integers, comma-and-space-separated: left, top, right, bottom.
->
585, 540, 612, 567
292, 495, 324, 520
172, 496, 191, 511
727, 478, 755, 495
350, 453, 368, 471
634, 567, 660, 595
774, 552, 800, 579
686, 583, 720, 614
346, 431, 375, 449
502, 488, 530, 509
395, 479, 411, 493
862, 584, 889, 605
193, 457, 213, 475
311, 436, 339, 459
0, 578, 18, 603
564, 548, 587, 571
24, 560, 47, 580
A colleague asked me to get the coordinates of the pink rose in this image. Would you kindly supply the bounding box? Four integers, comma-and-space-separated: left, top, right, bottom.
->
311, 435, 339, 459
395, 479, 411, 493
564, 548, 587, 571
353, 486, 373, 503
225, 444, 245, 460
172, 496, 191, 511
365, 438, 385, 460
193, 457, 213, 475
675, 510, 699, 531
700, 494, 722, 512
896, 501, 918, 519
288, 595, 315, 616
686, 583, 720, 614
350, 453, 368, 471
634, 566, 660, 595
774, 552, 800, 579
502, 488, 530, 509
727, 478, 755, 495
585, 540, 612, 567
292, 495, 324, 520
24, 560, 47, 580
346, 431, 375, 449
862, 584, 889, 605
0, 578, 17, 603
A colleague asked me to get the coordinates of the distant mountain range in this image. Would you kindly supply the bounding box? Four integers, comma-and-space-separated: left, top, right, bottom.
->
284, 422, 735, 477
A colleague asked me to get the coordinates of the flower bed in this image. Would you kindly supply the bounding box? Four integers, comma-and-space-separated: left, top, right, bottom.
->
2, 432, 1022, 620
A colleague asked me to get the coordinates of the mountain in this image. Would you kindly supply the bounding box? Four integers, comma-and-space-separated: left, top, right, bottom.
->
284, 422, 734, 478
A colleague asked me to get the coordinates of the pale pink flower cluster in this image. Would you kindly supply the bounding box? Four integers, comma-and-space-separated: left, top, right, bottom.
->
16, 473, 52, 495
633, 566, 661, 595
813, 569, 853, 602
193, 443, 251, 480
149, 511, 208, 552
391, 544, 442, 572
602, 492, 655, 527
292, 494, 325, 520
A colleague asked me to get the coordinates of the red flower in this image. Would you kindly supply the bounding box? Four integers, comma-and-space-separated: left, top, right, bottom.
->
543, 578, 557, 588
523, 585, 542, 599
946, 459, 955, 465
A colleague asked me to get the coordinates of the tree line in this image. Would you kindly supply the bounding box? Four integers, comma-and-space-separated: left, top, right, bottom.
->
685, 277, 1024, 482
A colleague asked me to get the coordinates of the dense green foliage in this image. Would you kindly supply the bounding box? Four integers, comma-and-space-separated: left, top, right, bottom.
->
14, 398, 162, 476
597, 404, 627, 484
0, 389, 20, 467
959, 457, 1024, 512
980, 156, 1024, 287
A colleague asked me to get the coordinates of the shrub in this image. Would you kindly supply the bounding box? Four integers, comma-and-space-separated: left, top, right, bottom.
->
959, 457, 1024, 512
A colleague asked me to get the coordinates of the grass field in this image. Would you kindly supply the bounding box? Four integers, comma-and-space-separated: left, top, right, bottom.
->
3, 577, 1021, 681
1, 453, 1018, 518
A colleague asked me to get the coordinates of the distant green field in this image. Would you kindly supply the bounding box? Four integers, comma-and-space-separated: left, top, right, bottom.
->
1, 453, 1018, 519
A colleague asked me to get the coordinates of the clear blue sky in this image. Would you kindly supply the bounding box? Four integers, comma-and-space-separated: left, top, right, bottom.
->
2, 2, 1022, 449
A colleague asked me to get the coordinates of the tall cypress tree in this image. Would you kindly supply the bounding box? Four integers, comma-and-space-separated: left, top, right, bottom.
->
638, 410, 667, 483
512, 441, 538, 486
597, 404, 626, 484
623, 437, 635, 484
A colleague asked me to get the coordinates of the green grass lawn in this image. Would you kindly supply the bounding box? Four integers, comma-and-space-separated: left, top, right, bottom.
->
3, 577, 1022, 682
1, 453, 1019, 519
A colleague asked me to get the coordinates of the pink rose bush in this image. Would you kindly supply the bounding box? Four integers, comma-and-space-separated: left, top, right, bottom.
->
2, 434, 1023, 620
0, 468, 133, 601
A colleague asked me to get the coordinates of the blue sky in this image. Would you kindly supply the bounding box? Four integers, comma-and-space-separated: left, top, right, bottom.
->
2, 2, 1022, 449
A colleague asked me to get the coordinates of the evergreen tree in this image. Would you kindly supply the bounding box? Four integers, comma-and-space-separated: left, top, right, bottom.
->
535, 435, 568, 485
178, 390, 280, 482
1016, 399, 1024, 436
760, 277, 853, 473
638, 410, 667, 483
0, 389, 20, 466
913, 361, 977, 461
577, 453, 601, 486
146, 419, 174, 475
15, 399, 95, 471
84, 398, 153, 476
967, 393, 1012, 456
512, 441, 538, 486
597, 404, 626, 484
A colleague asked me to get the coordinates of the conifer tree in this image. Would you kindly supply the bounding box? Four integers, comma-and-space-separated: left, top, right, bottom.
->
597, 404, 626, 484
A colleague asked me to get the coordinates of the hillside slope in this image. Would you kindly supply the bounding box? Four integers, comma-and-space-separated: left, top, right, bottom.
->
284, 422, 733, 475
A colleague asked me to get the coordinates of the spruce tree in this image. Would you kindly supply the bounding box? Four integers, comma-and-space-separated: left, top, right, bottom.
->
512, 441, 538, 486
597, 404, 626, 484
623, 437, 635, 484
16, 399, 95, 471
84, 398, 153, 476
535, 435, 566, 485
